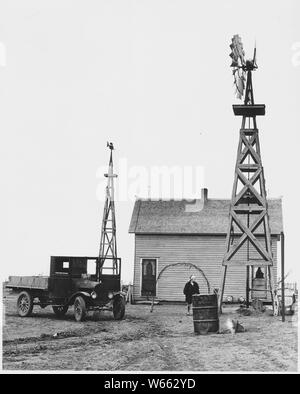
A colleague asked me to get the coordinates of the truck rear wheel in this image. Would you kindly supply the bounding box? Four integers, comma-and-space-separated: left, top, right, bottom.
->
17, 291, 34, 317
53, 305, 69, 317
74, 296, 86, 322
113, 296, 125, 320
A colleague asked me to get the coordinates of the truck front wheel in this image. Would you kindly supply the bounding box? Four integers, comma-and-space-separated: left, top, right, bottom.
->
17, 291, 34, 317
113, 296, 125, 320
74, 296, 86, 322
53, 305, 69, 317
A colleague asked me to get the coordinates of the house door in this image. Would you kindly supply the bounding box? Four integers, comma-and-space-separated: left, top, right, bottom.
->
141, 259, 156, 296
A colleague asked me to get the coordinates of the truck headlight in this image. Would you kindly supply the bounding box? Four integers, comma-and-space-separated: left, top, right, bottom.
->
91, 291, 97, 300
108, 292, 113, 299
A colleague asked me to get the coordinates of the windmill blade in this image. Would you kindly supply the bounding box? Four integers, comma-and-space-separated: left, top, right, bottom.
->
233, 68, 246, 99
229, 34, 247, 99
229, 34, 245, 67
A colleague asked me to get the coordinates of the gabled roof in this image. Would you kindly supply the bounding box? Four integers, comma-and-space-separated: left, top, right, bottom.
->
129, 197, 283, 235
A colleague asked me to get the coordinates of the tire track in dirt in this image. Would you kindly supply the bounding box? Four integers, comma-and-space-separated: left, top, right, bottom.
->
221, 335, 293, 371
3, 315, 168, 369
3, 329, 148, 358
3, 313, 147, 345
114, 316, 180, 370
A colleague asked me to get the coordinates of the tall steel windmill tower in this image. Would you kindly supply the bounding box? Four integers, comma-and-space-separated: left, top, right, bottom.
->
219, 35, 275, 312
97, 142, 118, 279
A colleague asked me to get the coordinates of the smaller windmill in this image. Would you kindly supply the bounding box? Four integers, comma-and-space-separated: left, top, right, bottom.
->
219, 35, 275, 312
97, 142, 118, 279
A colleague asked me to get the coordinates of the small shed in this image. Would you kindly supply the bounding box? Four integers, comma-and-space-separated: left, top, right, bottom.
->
128, 189, 283, 303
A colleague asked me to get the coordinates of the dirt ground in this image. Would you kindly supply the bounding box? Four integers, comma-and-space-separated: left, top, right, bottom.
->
2, 291, 298, 372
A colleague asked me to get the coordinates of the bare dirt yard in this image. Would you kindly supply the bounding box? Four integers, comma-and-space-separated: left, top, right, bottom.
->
2, 291, 298, 372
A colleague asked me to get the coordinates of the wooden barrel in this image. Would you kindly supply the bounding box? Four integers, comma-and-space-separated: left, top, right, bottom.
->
192, 294, 219, 334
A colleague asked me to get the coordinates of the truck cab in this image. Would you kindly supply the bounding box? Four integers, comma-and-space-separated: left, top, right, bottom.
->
47, 256, 125, 321
49, 256, 120, 300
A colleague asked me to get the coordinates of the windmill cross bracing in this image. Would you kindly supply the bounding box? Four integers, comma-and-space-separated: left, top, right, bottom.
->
97, 142, 118, 279
219, 35, 275, 312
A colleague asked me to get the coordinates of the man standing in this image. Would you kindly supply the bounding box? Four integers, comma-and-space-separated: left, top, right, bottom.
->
183, 275, 200, 315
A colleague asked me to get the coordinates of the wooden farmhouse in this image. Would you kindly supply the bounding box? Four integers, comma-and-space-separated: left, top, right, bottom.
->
129, 189, 283, 303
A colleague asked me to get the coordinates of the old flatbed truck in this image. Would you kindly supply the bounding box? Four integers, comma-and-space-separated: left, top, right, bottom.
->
6, 256, 125, 322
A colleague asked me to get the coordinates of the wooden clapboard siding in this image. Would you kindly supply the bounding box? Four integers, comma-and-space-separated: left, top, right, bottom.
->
133, 234, 278, 302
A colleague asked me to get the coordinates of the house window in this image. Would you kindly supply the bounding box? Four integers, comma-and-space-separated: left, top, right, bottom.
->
141, 259, 157, 297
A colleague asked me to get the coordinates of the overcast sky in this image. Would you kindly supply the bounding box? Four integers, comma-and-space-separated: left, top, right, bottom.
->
1, 0, 299, 284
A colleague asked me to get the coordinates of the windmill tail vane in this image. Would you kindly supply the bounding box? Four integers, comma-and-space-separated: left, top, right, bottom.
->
253, 41, 257, 68
107, 141, 114, 150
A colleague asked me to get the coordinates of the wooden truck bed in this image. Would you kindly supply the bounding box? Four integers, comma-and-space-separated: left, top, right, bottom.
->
6, 276, 50, 291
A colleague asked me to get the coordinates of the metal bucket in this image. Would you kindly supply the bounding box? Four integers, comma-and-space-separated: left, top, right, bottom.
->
192, 294, 219, 335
